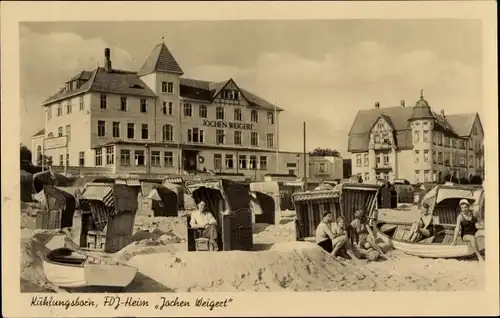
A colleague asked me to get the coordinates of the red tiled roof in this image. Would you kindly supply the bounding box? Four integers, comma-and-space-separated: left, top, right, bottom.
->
137, 43, 184, 76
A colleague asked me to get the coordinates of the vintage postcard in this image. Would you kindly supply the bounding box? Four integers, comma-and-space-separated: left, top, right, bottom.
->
1, 1, 498, 317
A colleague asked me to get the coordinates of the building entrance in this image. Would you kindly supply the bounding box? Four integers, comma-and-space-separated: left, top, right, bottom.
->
182, 149, 199, 172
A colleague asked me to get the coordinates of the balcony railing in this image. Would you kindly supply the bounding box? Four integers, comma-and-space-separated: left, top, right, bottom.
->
373, 143, 392, 150
375, 163, 392, 169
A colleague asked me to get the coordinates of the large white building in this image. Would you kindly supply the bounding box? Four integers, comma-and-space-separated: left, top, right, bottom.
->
30, 42, 315, 180
347, 93, 484, 184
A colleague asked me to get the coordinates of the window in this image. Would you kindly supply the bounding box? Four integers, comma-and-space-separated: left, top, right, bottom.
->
97, 121, 106, 137
234, 131, 242, 145
216, 107, 224, 120
460, 155, 465, 166
188, 128, 204, 143
79, 97, 84, 111
363, 154, 369, 166
267, 112, 274, 124
449, 138, 454, 148
79, 151, 84, 167
161, 82, 173, 94
214, 154, 222, 170
319, 163, 326, 173
424, 150, 429, 162
120, 97, 127, 111
95, 149, 103, 166
468, 155, 474, 168
451, 138, 456, 148
356, 154, 362, 166
364, 173, 369, 181
266, 133, 274, 148
57, 105, 62, 117
251, 132, 259, 146
140, 99, 147, 113
458, 139, 465, 149
468, 138, 473, 150
433, 170, 437, 182
415, 170, 420, 183
444, 152, 450, 166
260, 156, 268, 170
216, 130, 225, 144
234, 108, 242, 121
251, 110, 258, 123
120, 150, 131, 166
225, 154, 234, 169
438, 152, 443, 164
451, 153, 456, 166
383, 154, 389, 165
424, 170, 431, 182
423, 130, 429, 142
127, 123, 135, 139
134, 150, 145, 166
414, 150, 420, 163
183, 104, 192, 117
239, 155, 247, 169
58, 126, 63, 137
199, 105, 207, 118
59, 155, 63, 166
106, 146, 114, 165
432, 132, 436, 145
162, 101, 173, 115
47, 107, 52, 120
65, 125, 71, 141
162, 125, 173, 142
163, 151, 173, 167
444, 136, 449, 147
100, 94, 107, 109
413, 131, 420, 143
112, 122, 120, 138
432, 151, 436, 164
437, 132, 442, 146
66, 102, 72, 114
151, 151, 161, 166
249, 156, 257, 170
141, 124, 148, 139
222, 90, 239, 100
66, 154, 70, 166
376, 156, 381, 165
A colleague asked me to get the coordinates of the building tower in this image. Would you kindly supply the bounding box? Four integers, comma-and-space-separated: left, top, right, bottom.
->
407, 90, 435, 183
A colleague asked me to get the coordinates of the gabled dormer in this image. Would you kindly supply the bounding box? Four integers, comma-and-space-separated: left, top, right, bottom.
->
210, 78, 249, 106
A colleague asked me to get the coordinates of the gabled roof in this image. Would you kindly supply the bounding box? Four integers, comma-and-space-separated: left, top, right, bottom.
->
32, 129, 45, 137
445, 113, 480, 137
179, 78, 283, 111
69, 71, 93, 82
378, 114, 395, 130
42, 67, 156, 106
137, 43, 184, 76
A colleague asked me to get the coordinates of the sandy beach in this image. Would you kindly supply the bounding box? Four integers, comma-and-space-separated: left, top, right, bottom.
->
20, 201, 485, 293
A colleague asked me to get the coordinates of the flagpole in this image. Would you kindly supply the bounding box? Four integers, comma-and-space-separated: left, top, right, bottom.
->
274, 102, 279, 173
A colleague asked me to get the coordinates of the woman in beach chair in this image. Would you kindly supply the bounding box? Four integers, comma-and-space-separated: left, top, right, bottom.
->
189, 200, 219, 251
451, 199, 484, 262
408, 202, 434, 242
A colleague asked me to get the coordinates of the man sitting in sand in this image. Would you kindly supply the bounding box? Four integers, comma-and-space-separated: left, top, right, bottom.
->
315, 212, 350, 258
189, 200, 219, 251
407, 202, 434, 242
330, 216, 361, 260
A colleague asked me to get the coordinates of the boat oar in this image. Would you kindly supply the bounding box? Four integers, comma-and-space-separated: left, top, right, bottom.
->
63, 237, 129, 267
365, 224, 388, 259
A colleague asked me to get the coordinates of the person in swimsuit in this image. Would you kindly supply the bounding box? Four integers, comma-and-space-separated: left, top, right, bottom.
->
315, 211, 337, 254
351, 209, 387, 260
452, 199, 484, 262
408, 202, 434, 242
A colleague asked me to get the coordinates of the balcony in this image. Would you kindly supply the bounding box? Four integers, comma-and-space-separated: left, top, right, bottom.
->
372, 142, 392, 150
375, 163, 392, 171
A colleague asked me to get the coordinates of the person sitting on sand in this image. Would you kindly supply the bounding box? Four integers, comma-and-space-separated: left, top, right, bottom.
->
315, 211, 337, 254
351, 210, 387, 260
451, 199, 484, 262
408, 202, 434, 242
331, 216, 361, 260
189, 200, 219, 251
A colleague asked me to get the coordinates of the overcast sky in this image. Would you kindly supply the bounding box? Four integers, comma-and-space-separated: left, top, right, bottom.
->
20, 20, 483, 155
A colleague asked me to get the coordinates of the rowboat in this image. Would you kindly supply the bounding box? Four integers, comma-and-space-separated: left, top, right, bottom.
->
42, 240, 138, 289
374, 221, 485, 258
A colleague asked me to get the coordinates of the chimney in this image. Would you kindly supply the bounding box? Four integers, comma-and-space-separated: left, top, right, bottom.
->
440, 109, 445, 116
375, 101, 380, 109
104, 48, 112, 72
400, 100, 405, 107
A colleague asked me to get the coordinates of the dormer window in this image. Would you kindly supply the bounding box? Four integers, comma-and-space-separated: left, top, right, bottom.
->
222, 90, 239, 100
129, 84, 144, 89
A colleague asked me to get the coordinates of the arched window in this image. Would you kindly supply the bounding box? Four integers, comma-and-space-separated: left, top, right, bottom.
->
251, 110, 258, 123
162, 125, 173, 142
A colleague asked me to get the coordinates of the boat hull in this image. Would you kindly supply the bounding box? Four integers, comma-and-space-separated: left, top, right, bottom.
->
375, 222, 485, 259
42, 249, 138, 288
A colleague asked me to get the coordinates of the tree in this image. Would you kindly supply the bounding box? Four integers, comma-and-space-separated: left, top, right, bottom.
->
20, 144, 32, 164
309, 147, 341, 157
